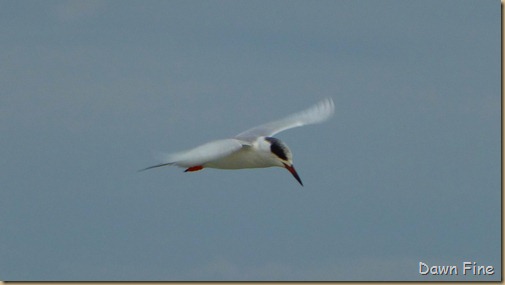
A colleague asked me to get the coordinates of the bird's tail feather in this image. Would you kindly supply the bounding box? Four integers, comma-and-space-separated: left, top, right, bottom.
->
138, 162, 174, 172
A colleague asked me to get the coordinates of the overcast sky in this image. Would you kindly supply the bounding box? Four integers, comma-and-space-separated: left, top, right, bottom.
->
0, 0, 500, 281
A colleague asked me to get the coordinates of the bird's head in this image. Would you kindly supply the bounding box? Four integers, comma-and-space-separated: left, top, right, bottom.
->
263, 137, 303, 186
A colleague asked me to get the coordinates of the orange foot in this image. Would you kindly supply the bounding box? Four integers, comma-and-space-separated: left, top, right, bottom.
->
184, 165, 204, 172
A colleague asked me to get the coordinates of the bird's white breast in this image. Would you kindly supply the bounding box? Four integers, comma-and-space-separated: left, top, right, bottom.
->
204, 142, 280, 169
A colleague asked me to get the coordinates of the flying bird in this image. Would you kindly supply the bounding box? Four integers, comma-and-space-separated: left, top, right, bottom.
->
140, 98, 335, 186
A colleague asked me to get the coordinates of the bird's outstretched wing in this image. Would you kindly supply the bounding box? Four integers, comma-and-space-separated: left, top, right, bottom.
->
139, 139, 248, 171
235, 98, 334, 141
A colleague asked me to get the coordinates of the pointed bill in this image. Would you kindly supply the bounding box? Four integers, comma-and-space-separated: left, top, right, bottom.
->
284, 163, 303, 186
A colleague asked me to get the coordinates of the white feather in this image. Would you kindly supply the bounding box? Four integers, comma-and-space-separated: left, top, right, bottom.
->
161, 139, 248, 167
235, 98, 334, 141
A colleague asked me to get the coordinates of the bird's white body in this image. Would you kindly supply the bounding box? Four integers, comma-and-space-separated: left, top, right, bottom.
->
204, 139, 281, 169
141, 98, 335, 185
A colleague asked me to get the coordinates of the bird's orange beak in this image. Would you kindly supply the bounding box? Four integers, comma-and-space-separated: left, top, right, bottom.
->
284, 163, 303, 186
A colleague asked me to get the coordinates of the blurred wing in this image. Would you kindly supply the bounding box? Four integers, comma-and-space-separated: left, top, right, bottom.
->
235, 98, 335, 141
140, 139, 248, 171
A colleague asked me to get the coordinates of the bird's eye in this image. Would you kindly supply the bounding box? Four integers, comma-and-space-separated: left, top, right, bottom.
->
266, 137, 288, 161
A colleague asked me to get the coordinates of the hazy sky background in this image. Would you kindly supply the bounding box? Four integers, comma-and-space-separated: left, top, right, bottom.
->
0, 0, 500, 281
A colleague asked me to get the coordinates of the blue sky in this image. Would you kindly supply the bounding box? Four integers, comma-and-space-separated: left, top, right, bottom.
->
0, 0, 500, 281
